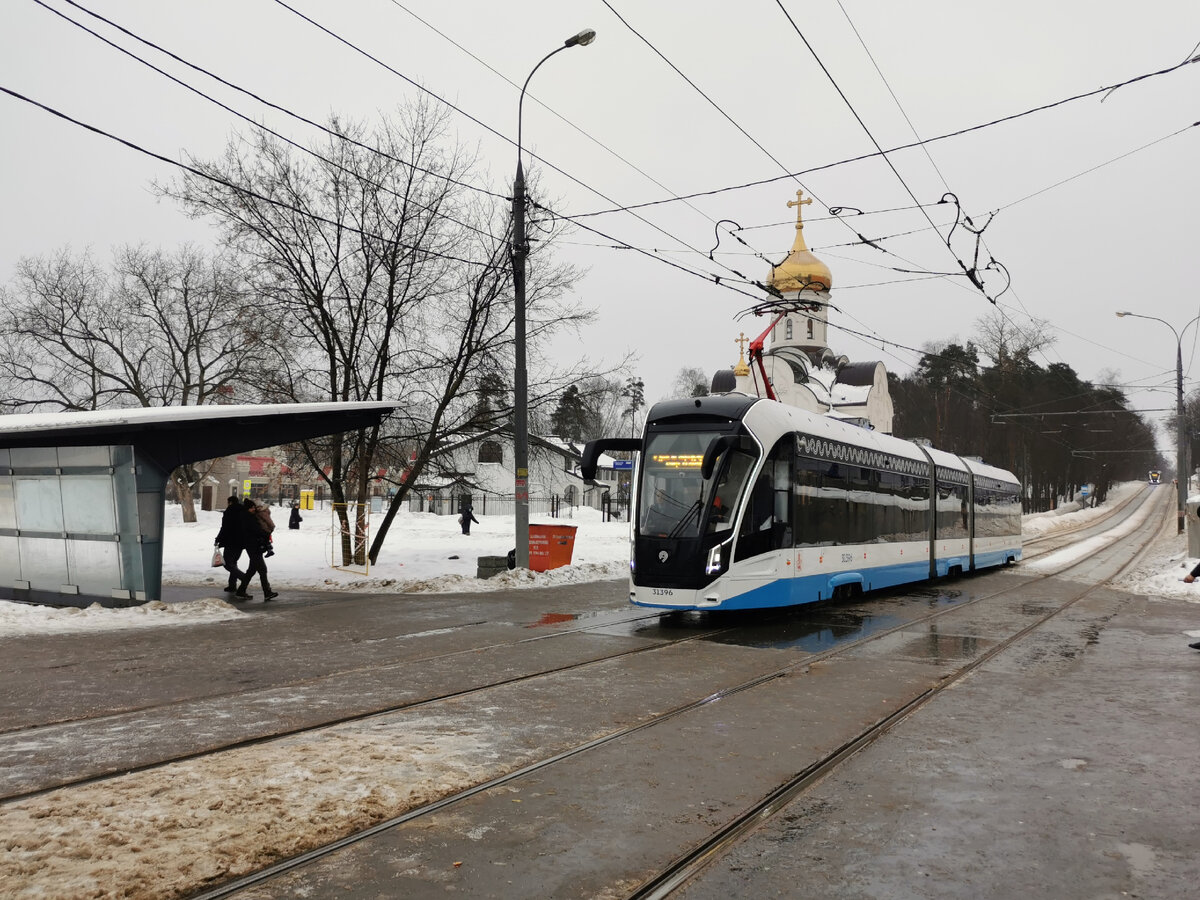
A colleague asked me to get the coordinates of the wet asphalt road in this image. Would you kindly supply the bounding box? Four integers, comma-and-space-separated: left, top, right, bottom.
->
2, 485, 1197, 899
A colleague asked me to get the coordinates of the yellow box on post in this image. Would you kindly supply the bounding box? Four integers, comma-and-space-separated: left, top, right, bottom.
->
300, 490, 315, 510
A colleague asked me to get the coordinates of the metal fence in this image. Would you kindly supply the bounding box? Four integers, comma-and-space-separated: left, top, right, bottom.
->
408, 492, 629, 522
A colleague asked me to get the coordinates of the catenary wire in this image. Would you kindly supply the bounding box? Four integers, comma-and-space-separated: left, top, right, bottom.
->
264, 0, 763, 281
770, 0, 968, 289
380, 0, 760, 249
569, 52, 1200, 219
52, 0, 507, 201
595, 0, 950, 283
0, 85, 497, 270
36, 0, 510, 245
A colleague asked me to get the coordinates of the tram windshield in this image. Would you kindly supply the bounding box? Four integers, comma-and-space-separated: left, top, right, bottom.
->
638, 431, 758, 539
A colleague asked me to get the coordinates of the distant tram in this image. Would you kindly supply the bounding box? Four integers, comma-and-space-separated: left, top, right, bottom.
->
583, 395, 1022, 612
1149, 470, 1162, 484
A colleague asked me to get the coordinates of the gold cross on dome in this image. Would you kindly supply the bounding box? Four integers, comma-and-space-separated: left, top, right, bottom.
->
787, 190, 812, 227
734, 332, 751, 375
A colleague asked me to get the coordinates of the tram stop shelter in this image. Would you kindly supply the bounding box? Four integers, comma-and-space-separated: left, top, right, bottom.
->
0, 402, 399, 608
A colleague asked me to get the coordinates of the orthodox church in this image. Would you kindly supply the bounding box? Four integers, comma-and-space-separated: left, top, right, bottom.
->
717, 190, 895, 434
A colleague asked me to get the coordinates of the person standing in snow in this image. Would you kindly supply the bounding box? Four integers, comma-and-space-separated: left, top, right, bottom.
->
289, 502, 302, 530
459, 501, 479, 535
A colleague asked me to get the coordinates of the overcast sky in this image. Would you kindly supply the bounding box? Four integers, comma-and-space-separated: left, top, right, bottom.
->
3, 0, 1198, 442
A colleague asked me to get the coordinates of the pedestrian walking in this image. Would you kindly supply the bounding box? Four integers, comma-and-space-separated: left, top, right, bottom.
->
459, 501, 479, 535
288, 502, 303, 530
214, 495, 247, 595
253, 502, 276, 558
237, 498, 278, 601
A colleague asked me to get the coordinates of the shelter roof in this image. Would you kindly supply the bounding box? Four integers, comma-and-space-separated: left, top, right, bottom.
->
0, 402, 400, 474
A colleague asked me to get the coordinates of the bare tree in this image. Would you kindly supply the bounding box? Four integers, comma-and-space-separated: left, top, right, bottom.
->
161, 100, 596, 564
0, 244, 259, 521
974, 310, 1055, 370
669, 366, 709, 399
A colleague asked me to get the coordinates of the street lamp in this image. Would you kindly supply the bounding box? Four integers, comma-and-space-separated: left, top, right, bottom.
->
511, 28, 595, 569
1115, 310, 1200, 533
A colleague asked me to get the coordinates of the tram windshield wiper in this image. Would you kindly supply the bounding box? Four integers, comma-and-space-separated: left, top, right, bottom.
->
667, 498, 703, 539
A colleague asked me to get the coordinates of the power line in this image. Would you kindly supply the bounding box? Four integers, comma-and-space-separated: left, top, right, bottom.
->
52, 0, 508, 201
994, 122, 1199, 214
569, 51, 1200, 219
770, 0, 971, 292
0, 85, 494, 270
265, 0, 758, 282
36, 0, 509, 245
596, 0, 949, 285
380, 0, 752, 247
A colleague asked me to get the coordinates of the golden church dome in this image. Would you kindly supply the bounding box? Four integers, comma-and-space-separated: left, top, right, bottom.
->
767, 190, 833, 294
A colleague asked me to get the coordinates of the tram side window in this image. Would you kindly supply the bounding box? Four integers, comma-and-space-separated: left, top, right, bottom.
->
843, 464, 876, 544
936, 482, 969, 540
795, 455, 843, 546
734, 437, 794, 561
973, 486, 1019, 538
999, 486, 1022, 536
873, 472, 902, 542
909, 475, 932, 540
974, 488, 992, 538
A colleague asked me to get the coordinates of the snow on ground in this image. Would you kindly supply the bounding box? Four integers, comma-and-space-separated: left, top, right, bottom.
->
159, 502, 630, 594
2, 482, 1198, 637
1021, 480, 1146, 537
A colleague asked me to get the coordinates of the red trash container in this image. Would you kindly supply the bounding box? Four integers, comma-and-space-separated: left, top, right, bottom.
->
527, 524, 578, 572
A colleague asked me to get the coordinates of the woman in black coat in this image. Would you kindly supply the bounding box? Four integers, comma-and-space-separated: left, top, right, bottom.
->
460, 503, 479, 535
214, 496, 247, 593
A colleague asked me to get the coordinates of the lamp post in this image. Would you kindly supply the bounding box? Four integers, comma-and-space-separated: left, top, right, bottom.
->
1115, 310, 1200, 533
511, 27, 595, 569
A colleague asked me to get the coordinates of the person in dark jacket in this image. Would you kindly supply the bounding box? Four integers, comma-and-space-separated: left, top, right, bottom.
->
460, 502, 479, 535
288, 503, 302, 530
237, 498, 277, 601
214, 495, 248, 594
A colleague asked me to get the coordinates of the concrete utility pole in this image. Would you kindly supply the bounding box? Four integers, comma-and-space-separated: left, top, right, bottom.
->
511, 27, 595, 568
1116, 310, 1200, 534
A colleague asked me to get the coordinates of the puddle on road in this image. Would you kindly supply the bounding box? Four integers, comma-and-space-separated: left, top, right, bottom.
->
699, 608, 905, 652
888, 630, 985, 662
527, 612, 579, 628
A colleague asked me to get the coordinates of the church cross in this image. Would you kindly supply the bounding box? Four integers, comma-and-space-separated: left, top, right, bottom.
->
735, 332, 749, 359
787, 190, 812, 226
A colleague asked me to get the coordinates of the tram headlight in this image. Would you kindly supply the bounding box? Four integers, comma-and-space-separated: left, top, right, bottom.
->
705, 539, 731, 576
629, 536, 636, 574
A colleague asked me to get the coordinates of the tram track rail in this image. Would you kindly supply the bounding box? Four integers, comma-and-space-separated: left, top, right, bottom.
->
0, 610, 740, 803
10, 482, 1131, 804
1020, 482, 1150, 558
630, 482, 1172, 898
181, 481, 1172, 899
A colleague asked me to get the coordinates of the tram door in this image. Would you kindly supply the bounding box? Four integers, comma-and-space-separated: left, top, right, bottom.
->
729, 437, 795, 602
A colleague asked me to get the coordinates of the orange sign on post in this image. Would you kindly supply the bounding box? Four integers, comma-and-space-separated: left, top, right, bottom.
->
527, 524, 578, 572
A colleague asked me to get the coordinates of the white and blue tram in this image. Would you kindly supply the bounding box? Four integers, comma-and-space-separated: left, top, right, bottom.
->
582, 395, 1022, 612
1148, 470, 1162, 484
